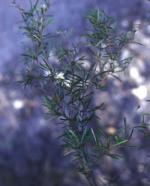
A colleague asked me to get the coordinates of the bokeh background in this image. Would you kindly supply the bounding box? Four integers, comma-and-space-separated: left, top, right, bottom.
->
0, 0, 150, 185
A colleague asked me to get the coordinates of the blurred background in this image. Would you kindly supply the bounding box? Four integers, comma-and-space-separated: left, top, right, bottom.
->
0, 0, 150, 185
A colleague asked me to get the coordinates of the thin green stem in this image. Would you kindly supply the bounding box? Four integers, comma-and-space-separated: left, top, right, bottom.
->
80, 148, 99, 186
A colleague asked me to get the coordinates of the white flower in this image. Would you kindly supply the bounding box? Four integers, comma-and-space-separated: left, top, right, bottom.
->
54, 72, 71, 87
55, 72, 65, 80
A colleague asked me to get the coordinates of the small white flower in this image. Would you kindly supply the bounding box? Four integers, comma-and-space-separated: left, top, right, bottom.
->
54, 72, 71, 87
55, 72, 65, 80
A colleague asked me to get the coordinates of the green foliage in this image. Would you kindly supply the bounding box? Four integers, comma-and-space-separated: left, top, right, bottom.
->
14, 1, 147, 185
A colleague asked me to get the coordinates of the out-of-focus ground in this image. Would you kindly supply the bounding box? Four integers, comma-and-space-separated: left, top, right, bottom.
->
0, 0, 150, 186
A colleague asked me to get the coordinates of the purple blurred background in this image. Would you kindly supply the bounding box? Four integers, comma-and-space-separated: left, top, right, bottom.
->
0, 0, 150, 185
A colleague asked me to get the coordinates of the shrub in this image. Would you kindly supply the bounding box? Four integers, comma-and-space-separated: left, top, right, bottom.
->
13, 0, 148, 185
